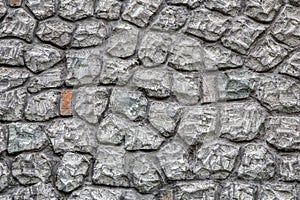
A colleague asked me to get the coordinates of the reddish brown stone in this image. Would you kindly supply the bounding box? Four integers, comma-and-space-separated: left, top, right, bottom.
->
9, 0, 22, 7
160, 191, 173, 200
60, 90, 72, 116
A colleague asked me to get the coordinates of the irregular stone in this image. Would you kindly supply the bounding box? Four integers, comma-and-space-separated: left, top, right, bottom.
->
205, 0, 241, 16
46, 118, 97, 154
69, 187, 122, 200
12, 152, 52, 185
166, 0, 202, 8
148, 101, 181, 137
56, 152, 91, 192
13, 183, 60, 200
245, 36, 288, 72
122, 190, 155, 200
0, 8, 36, 42
280, 50, 300, 78
186, 7, 230, 41
25, 0, 56, 19
99, 57, 138, 85
71, 20, 107, 48
174, 181, 218, 199
0, 0, 7, 18
238, 144, 276, 180
259, 184, 297, 200
157, 140, 190, 180
93, 146, 129, 187
95, 0, 122, 20
0, 39, 24, 66
65, 48, 102, 86
220, 182, 257, 200
0, 125, 7, 153
172, 72, 200, 105
152, 6, 189, 31
290, 0, 300, 6
27, 67, 64, 93
0, 67, 31, 92
138, 32, 173, 67
25, 91, 60, 121
271, 5, 300, 47
132, 68, 172, 98
122, 0, 162, 27
60, 90, 72, 116
254, 75, 300, 112
9, 0, 22, 7
168, 35, 202, 71
0, 88, 26, 121
201, 73, 218, 103
73, 86, 109, 124
8, 123, 48, 154
36, 19, 76, 48
110, 88, 148, 121
265, 116, 300, 151
194, 143, 239, 179
245, 0, 282, 22
177, 105, 217, 146
58, 0, 93, 21
222, 16, 267, 54
0, 160, 9, 192
220, 101, 267, 142
127, 153, 161, 193
279, 154, 300, 181
107, 22, 139, 58
24, 44, 64, 73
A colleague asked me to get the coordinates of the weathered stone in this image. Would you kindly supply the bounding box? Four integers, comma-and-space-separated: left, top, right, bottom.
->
25, 91, 60, 121
271, 5, 300, 47
245, 36, 288, 72
259, 184, 297, 200
122, 190, 155, 200
138, 32, 173, 67
93, 146, 129, 187
0, 0, 7, 18
222, 16, 266, 54
9, 0, 22, 7
205, 0, 241, 16
69, 187, 122, 200
12, 183, 60, 200
186, 7, 230, 41
254, 75, 300, 112
25, 0, 56, 19
127, 153, 161, 193
71, 20, 107, 48
280, 50, 300, 78
0, 125, 7, 153
0, 67, 31, 92
0, 8, 36, 42
220, 101, 267, 142
65, 48, 102, 86
194, 143, 239, 179
290, 0, 300, 6
27, 67, 64, 93
110, 88, 148, 121
8, 123, 48, 154
220, 182, 257, 200
24, 44, 64, 73
177, 105, 217, 146
56, 152, 91, 192
60, 90, 72, 116
100, 57, 138, 85
279, 154, 300, 181
245, 0, 282, 22
122, 0, 162, 27
172, 72, 200, 105
201, 73, 218, 103
0, 39, 24, 66
148, 101, 181, 137
12, 152, 52, 185
0, 160, 9, 192
46, 118, 97, 154
157, 140, 190, 180
238, 144, 276, 180
174, 181, 218, 199
132, 68, 172, 98
152, 6, 189, 31
95, 0, 122, 20
73, 86, 109, 124
0, 88, 26, 121
36, 19, 76, 48
58, 0, 93, 21
265, 116, 300, 151
168, 35, 202, 71
107, 22, 139, 58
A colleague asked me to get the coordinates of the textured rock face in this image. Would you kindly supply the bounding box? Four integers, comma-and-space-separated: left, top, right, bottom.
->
95, 0, 122, 20
58, 0, 93, 21
205, 0, 241, 16
174, 181, 218, 199
0, 67, 31, 92
280, 50, 300, 78
245, 0, 282, 22
25, 0, 56, 19
220, 182, 257, 200
0, 160, 9, 192
0, 39, 24, 66
259, 184, 297, 200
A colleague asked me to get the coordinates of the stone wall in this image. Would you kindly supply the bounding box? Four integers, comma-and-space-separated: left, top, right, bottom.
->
0, 0, 300, 199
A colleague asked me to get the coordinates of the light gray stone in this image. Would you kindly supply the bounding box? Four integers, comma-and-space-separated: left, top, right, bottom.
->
166, 0, 203, 8
0, 160, 9, 192
58, 0, 93, 21
0, 0, 6, 18
0, 39, 24, 66
25, 91, 60, 121
0, 8, 36, 42
238, 144, 276, 180
245, 0, 282, 22
205, 0, 241, 16
56, 152, 91, 192
12, 152, 52, 185
95, 0, 122, 20
0, 67, 31, 92
279, 154, 300, 181
8, 123, 48, 154
220, 182, 257, 200
280, 50, 300, 78
69, 187, 122, 200
259, 184, 297, 200
0, 125, 7, 153
201, 73, 218, 103
25, 0, 56, 19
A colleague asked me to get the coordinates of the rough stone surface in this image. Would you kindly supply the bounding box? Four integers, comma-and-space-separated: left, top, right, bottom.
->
0, 67, 31, 92
58, 0, 93, 21
280, 49, 300, 78
95, 0, 122, 20
25, 0, 56, 19
0, 160, 9, 192
245, 0, 282, 22
259, 184, 297, 200
0, 125, 7, 153
0, 39, 24, 66
0, 0, 7, 18
166, 0, 202, 8
220, 182, 258, 200
205, 0, 241, 16
279, 154, 300, 181
174, 181, 218, 199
